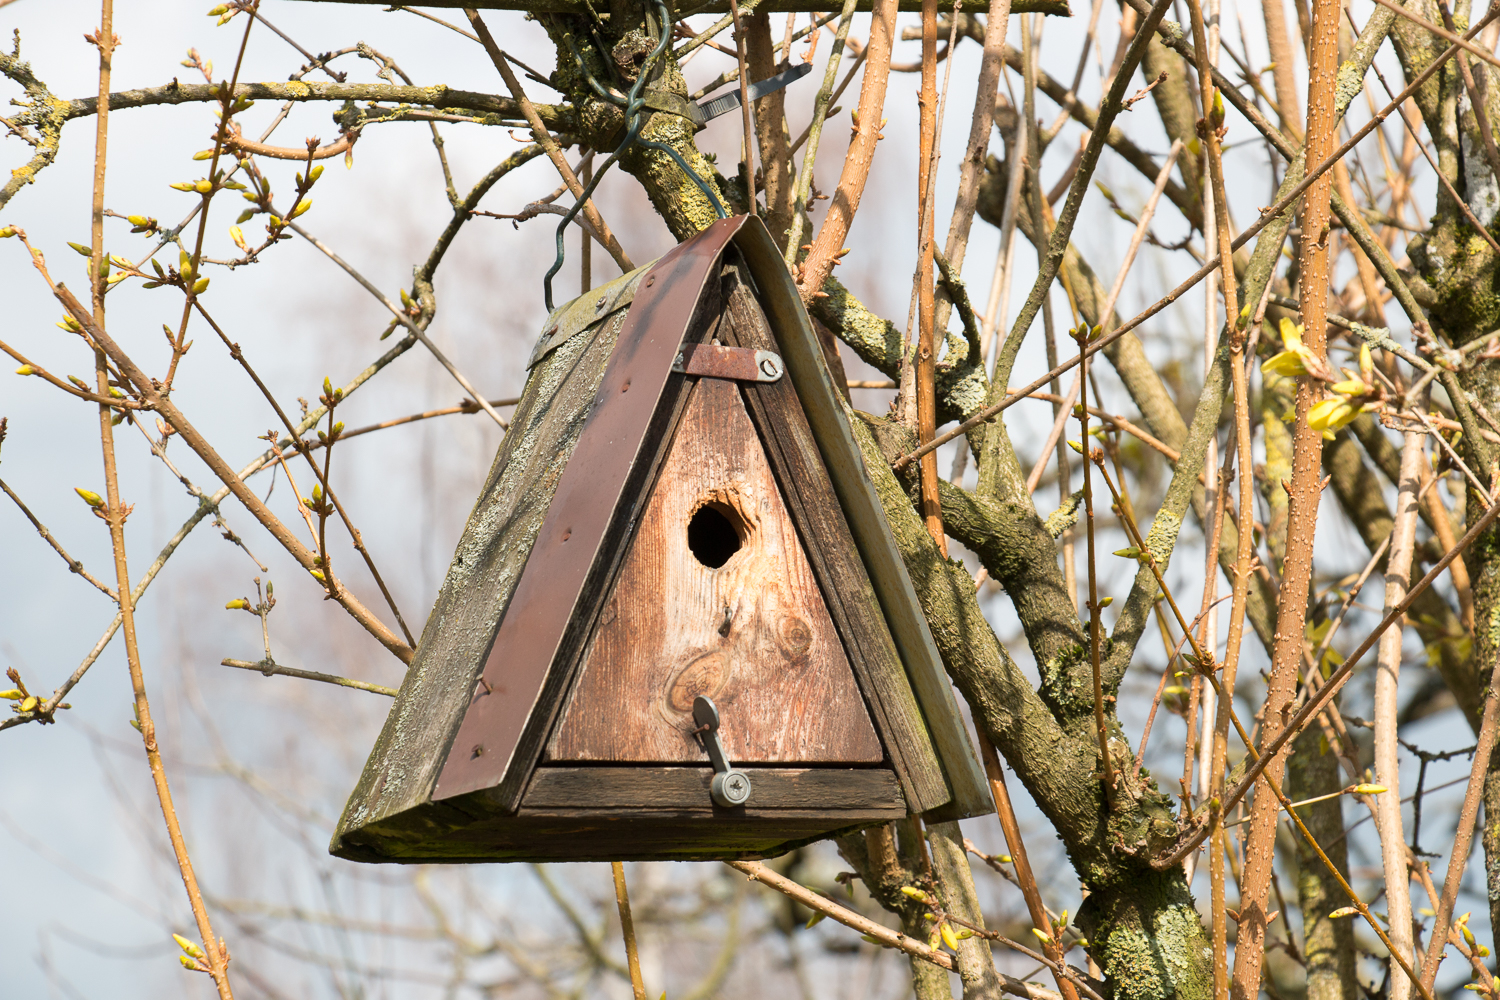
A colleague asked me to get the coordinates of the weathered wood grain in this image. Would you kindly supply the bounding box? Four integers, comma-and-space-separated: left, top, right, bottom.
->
546, 375, 882, 764
523, 767, 903, 809
713, 261, 952, 811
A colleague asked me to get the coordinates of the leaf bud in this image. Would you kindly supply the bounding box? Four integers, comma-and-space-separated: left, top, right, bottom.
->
289, 198, 312, 219
75, 487, 105, 508
15, 365, 34, 375
174, 934, 207, 959
1031, 928, 1052, 943
194, 179, 214, 194
193, 277, 210, 294
192, 149, 214, 160
1328, 906, 1358, 918
170, 182, 196, 191
207, 4, 229, 14
309, 164, 324, 183
236, 209, 256, 224
67, 241, 93, 257
0, 226, 15, 238
229, 225, 249, 252
225, 599, 248, 610
939, 923, 960, 951
0, 689, 20, 700
20, 696, 38, 713
1351, 783, 1387, 795
899, 886, 931, 903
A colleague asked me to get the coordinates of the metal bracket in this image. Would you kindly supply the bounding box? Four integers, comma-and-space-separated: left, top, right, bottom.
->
640, 62, 813, 131
692, 696, 752, 807
673, 343, 784, 382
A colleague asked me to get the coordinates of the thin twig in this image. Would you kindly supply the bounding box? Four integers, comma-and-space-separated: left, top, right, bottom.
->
1417, 647, 1500, 990
465, 10, 633, 273
0, 478, 118, 599
285, 221, 509, 431
219, 658, 397, 697
611, 864, 647, 1000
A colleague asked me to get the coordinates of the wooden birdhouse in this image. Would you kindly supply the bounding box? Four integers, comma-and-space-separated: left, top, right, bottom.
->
331, 216, 991, 864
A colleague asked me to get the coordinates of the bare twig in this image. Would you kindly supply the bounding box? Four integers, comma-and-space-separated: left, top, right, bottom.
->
48, 281, 414, 664
1375, 428, 1424, 1000
0, 478, 117, 599
796, 0, 898, 299
611, 864, 647, 1000
219, 658, 397, 697
465, 10, 632, 273
1417, 646, 1500, 990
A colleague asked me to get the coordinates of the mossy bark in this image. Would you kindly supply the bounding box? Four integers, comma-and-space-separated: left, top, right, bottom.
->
856, 413, 1212, 1000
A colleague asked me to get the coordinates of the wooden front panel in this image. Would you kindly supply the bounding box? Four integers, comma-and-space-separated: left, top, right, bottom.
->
545, 375, 883, 764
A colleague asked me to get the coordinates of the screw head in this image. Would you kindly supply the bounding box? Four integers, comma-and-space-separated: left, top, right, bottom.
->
711, 768, 752, 807
759, 357, 780, 378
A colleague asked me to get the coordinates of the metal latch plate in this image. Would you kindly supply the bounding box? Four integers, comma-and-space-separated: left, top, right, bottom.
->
673, 344, 784, 382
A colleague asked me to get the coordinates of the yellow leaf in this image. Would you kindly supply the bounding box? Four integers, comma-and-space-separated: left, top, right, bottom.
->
1279, 317, 1304, 351
1261, 350, 1310, 378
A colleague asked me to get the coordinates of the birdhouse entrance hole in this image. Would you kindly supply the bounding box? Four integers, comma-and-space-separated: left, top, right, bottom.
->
687, 502, 743, 568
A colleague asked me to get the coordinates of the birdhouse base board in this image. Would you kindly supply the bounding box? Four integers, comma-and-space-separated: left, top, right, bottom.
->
331, 767, 905, 863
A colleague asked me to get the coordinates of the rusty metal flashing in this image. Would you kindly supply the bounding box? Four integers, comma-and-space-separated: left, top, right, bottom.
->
434, 216, 750, 804
527, 263, 650, 370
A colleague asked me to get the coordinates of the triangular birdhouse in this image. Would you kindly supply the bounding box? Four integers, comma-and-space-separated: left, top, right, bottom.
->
331, 216, 990, 864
